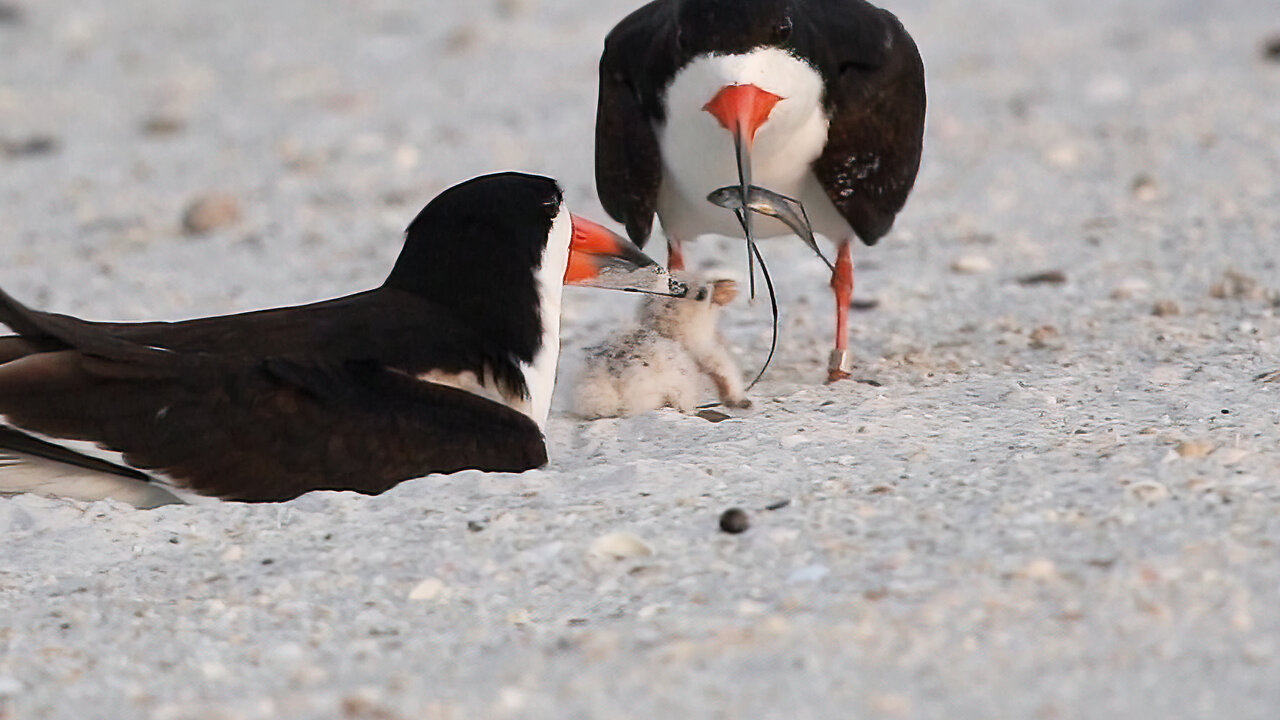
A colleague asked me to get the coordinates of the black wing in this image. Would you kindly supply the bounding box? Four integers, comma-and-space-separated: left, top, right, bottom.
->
803, 1, 926, 245
0, 291, 546, 502
595, 0, 679, 248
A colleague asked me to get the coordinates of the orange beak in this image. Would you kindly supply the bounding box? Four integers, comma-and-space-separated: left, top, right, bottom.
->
703, 85, 782, 245
703, 84, 782, 149
566, 215, 678, 294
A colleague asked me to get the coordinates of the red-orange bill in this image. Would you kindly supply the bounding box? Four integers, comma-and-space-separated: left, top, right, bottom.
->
566, 215, 687, 297
702, 84, 781, 145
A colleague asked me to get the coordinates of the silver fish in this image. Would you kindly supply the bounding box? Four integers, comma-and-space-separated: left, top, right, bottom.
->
707, 185, 833, 269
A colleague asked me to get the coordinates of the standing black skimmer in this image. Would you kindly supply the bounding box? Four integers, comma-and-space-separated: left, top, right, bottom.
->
595, 0, 926, 382
0, 172, 670, 505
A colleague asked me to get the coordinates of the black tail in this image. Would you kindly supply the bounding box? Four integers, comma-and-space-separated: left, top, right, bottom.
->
0, 425, 153, 481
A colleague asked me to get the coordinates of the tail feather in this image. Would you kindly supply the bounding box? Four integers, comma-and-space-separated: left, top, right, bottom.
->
0, 426, 185, 508
0, 287, 57, 339
0, 287, 176, 363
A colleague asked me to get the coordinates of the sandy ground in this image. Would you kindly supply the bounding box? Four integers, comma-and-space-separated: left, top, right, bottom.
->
2, 0, 1280, 718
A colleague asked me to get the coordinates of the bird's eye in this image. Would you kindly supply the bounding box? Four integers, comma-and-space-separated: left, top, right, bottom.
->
674, 27, 685, 51
542, 197, 561, 218
695, 289, 708, 301
772, 18, 793, 43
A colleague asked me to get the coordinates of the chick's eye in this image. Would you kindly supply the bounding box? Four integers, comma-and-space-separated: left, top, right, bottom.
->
543, 198, 561, 218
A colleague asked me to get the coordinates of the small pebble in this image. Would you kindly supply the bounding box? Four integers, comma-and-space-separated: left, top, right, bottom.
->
1209, 269, 1267, 301
1044, 144, 1081, 169
1020, 558, 1059, 582
1263, 35, 1280, 62
764, 499, 791, 512
1126, 480, 1171, 504
407, 577, 447, 602
1, 135, 59, 158
1176, 440, 1215, 459
719, 508, 750, 534
444, 25, 480, 54
1028, 325, 1060, 349
588, 532, 653, 560
1018, 270, 1067, 286
950, 254, 993, 275
1131, 174, 1158, 202
697, 409, 732, 423
1110, 277, 1150, 300
182, 193, 241, 235
1151, 300, 1181, 317
141, 115, 186, 137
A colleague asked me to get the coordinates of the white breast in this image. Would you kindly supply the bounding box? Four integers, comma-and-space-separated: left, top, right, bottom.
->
657, 48, 850, 243
520, 205, 572, 431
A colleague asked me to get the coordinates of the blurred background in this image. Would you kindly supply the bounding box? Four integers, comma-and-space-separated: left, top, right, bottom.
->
3, 3, 1280, 718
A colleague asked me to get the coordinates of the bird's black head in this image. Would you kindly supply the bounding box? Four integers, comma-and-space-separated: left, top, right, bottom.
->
384, 172, 566, 363
673, 0, 797, 58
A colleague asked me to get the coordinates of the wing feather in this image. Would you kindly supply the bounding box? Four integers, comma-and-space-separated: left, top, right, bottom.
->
806, 3, 926, 245
0, 289, 546, 502
594, 1, 677, 247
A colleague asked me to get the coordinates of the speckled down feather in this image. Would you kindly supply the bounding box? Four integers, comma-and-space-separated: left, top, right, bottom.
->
572, 272, 750, 418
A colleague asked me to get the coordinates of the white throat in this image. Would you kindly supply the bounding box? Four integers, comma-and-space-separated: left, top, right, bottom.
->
657, 48, 850, 243
520, 205, 572, 431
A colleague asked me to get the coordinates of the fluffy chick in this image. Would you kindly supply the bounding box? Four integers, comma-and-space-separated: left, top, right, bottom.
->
573, 274, 750, 418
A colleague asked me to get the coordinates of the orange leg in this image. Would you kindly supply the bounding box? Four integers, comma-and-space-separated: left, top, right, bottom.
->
827, 240, 853, 383
667, 236, 686, 272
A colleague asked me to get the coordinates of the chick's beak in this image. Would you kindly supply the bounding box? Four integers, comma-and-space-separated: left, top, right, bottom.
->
566, 215, 686, 297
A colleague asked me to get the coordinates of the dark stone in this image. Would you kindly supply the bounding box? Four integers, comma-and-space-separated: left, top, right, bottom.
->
719, 508, 750, 534
1263, 35, 1280, 62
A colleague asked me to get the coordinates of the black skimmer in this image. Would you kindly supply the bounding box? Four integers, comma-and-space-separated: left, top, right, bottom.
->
595, 0, 926, 382
0, 172, 671, 505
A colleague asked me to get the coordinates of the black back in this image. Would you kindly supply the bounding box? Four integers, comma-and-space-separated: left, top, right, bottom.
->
596, 0, 926, 247
0, 172, 563, 501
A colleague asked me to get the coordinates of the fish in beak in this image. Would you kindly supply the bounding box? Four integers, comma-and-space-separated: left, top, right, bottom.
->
566, 215, 688, 297
703, 84, 782, 243
707, 184, 832, 270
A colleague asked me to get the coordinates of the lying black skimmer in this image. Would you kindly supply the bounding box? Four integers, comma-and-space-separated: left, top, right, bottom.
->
595, 0, 926, 382
0, 172, 670, 505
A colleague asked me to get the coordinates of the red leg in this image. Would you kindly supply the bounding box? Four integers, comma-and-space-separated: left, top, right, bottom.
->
827, 240, 853, 383
667, 236, 685, 272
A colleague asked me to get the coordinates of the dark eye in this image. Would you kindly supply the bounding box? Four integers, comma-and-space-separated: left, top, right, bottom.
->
772, 18, 793, 43
542, 194, 561, 218
695, 289, 708, 301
